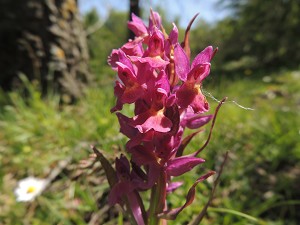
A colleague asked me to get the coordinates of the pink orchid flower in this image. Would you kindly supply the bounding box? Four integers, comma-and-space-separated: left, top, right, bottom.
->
96, 10, 225, 225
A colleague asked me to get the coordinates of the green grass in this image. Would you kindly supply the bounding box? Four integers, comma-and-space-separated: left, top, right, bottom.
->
0, 76, 123, 224
0, 71, 299, 224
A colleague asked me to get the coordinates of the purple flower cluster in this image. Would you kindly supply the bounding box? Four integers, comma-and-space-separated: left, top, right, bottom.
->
106, 10, 219, 224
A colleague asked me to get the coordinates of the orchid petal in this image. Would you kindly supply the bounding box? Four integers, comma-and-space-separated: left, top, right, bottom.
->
116, 62, 145, 104
176, 82, 209, 113
149, 10, 162, 31
185, 114, 213, 129
191, 46, 213, 69
174, 43, 189, 82
129, 145, 157, 166
116, 112, 136, 138
146, 29, 165, 57
167, 181, 183, 193
169, 23, 179, 45
134, 110, 172, 133
154, 70, 170, 94
187, 63, 211, 83
130, 56, 169, 69
108, 181, 134, 205
128, 13, 148, 38
111, 82, 125, 112
107, 49, 119, 70
165, 95, 175, 108
166, 156, 205, 177
117, 49, 134, 70
115, 154, 131, 177
164, 105, 181, 136
122, 39, 144, 57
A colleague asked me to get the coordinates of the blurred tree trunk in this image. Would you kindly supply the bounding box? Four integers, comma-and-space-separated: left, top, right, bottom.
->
128, 0, 140, 40
0, 0, 92, 98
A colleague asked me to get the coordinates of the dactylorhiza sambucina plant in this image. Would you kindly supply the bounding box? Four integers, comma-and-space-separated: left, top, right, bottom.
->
92, 10, 226, 225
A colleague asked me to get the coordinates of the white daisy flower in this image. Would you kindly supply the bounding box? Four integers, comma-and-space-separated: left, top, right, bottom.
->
14, 177, 48, 202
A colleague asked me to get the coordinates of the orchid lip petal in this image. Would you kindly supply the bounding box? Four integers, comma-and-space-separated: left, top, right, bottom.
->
135, 115, 172, 133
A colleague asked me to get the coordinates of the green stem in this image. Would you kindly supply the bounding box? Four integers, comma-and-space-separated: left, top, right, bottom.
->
148, 171, 167, 225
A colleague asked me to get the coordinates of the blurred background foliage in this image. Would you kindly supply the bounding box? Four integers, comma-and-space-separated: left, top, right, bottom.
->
0, 0, 299, 224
